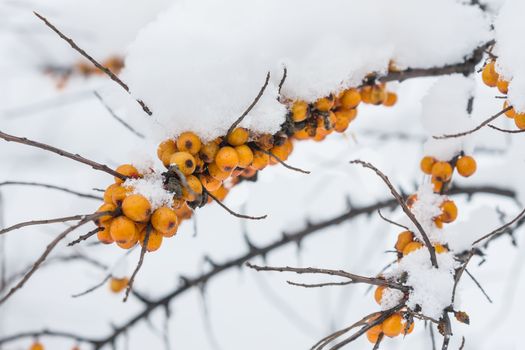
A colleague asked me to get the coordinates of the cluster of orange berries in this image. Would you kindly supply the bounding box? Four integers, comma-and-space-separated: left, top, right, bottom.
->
365, 312, 414, 343
292, 84, 396, 141
96, 164, 182, 252
420, 154, 477, 193
481, 60, 525, 130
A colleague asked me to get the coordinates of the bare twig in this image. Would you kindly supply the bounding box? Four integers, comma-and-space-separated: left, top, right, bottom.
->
0, 181, 101, 200
351, 159, 438, 267
488, 124, 525, 134
34, 12, 152, 116
0, 213, 89, 235
433, 107, 512, 139
123, 227, 151, 302
71, 274, 111, 298
472, 207, 525, 245
0, 130, 127, 180
93, 91, 145, 139
465, 269, 492, 303
225, 72, 270, 138
68, 227, 102, 246
205, 189, 267, 220
254, 146, 310, 174
278, 67, 287, 95
377, 209, 410, 231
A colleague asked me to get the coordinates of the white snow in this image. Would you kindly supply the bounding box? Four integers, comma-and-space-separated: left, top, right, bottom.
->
122, 0, 490, 141
124, 173, 174, 210
494, 0, 525, 112
407, 183, 445, 243
421, 76, 476, 160
380, 288, 404, 311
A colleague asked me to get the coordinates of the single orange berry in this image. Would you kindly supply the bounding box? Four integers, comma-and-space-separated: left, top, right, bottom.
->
481, 61, 499, 87
114, 164, 139, 184
395, 231, 414, 253
504, 101, 517, 119
360, 86, 373, 104
420, 156, 436, 175
366, 324, 383, 344
29, 342, 45, 350
403, 241, 423, 256
109, 277, 129, 293
110, 216, 138, 244
241, 167, 258, 179
374, 286, 385, 305
176, 132, 201, 154
515, 113, 525, 130
269, 143, 291, 165
339, 89, 361, 109
111, 186, 131, 206
431, 161, 453, 182
170, 152, 197, 175
382, 313, 403, 337
103, 183, 120, 204
182, 175, 203, 201
434, 218, 444, 229
439, 200, 458, 223
235, 145, 254, 168
117, 235, 138, 249
215, 146, 240, 172
199, 174, 222, 192
151, 207, 179, 237
334, 108, 357, 133
210, 185, 229, 201
291, 101, 309, 122
293, 128, 310, 140
497, 79, 509, 94
251, 149, 270, 170
227, 128, 249, 146
139, 227, 163, 252
157, 139, 177, 159
315, 96, 335, 112
97, 225, 114, 244
370, 85, 387, 105
96, 203, 117, 226
174, 202, 193, 221
383, 92, 397, 107
199, 141, 220, 163
208, 162, 232, 181
434, 244, 448, 254
456, 156, 477, 177
122, 194, 151, 222
431, 177, 444, 193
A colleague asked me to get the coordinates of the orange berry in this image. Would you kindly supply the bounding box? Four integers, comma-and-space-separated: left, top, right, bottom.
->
269, 143, 291, 165
30, 342, 45, 350
111, 186, 131, 206
382, 313, 403, 337
383, 92, 397, 107
251, 149, 270, 170
139, 227, 163, 252
117, 235, 138, 249
317, 111, 337, 131
481, 61, 499, 87
227, 128, 249, 146
431, 177, 444, 193
403, 320, 415, 335
182, 175, 203, 201
151, 207, 179, 237
334, 108, 357, 133
235, 145, 254, 168
170, 152, 197, 175
456, 156, 477, 177
420, 156, 436, 175
374, 286, 385, 305
431, 161, 453, 182
293, 128, 310, 140
339, 88, 361, 109
109, 277, 128, 293
110, 216, 138, 244
403, 241, 423, 256
193, 155, 205, 174
208, 162, 232, 181
97, 225, 114, 244
370, 85, 387, 105
210, 185, 229, 201
497, 79, 509, 94
515, 113, 525, 130
114, 164, 140, 184
241, 167, 258, 179
291, 101, 309, 122
174, 202, 193, 221
199, 141, 220, 163
360, 86, 373, 104
504, 101, 516, 119
406, 194, 418, 208
395, 231, 414, 253
439, 200, 458, 223
366, 324, 383, 344
215, 146, 240, 172
434, 218, 444, 229
157, 139, 177, 159
199, 174, 222, 192
96, 203, 117, 226
434, 244, 448, 254
315, 96, 335, 112
122, 194, 152, 222
176, 132, 201, 154
103, 183, 120, 204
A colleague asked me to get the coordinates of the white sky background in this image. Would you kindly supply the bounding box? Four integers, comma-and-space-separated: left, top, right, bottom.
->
1, 0, 525, 349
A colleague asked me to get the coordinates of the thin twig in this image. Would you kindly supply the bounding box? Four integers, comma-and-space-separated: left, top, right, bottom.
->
93, 91, 145, 139
72, 274, 111, 298
377, 209, 410, 231
278, 67, 287, 95
433, 107, 512, 139
254, 146, 310, 174
472, 207, 525, 245
68, 227, 102, 246
225, 72, 270, 138
488, 124, 525, 134
0, 130, 126, 180
34, 12, 152, 116
205, 190, 267, 220
351, 159, 438, 267
0, 181, 101, 200
287, 280, 353, 288
464, 269, 492, 303
0, 213, 89, 235
123, 227, 151, 302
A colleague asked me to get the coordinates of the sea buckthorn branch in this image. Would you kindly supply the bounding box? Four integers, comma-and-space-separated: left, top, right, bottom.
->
68, 227, 103, 246
487, 124, 525, 133
0, 210, 116, 306
0, 130, 127, 180
93, 91, 145, 139
350, 159, 438, 267
252, 145, 310, 174
0, 181, 102, 200
33, 12, 153, 116
123, 227, 151, 302
472, 206, 525, 245
0, 213, 93, 235
377, 209, 410, 231
204, 188, 267, 220
245, 263, 409, 291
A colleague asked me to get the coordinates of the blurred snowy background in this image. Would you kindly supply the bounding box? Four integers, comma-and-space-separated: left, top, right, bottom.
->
1, 0, 525, 349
